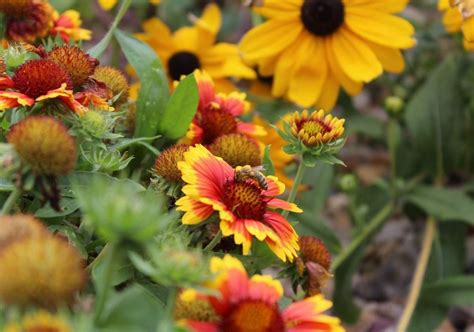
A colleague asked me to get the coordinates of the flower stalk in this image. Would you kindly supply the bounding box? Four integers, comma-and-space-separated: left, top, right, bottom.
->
1, 187, 22, 215
282, 160, 306, 219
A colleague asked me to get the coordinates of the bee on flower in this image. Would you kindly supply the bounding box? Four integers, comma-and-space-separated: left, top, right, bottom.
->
176, 144, 301, 262
182, 255, 344, 332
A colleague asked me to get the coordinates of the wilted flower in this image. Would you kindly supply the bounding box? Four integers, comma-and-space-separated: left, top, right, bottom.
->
0, 0, 55, 43
296, 236, 332, 296
5, 311, 72, 332
184, 255, 344, 332
92, 66, 129, 106
52, 9, 91, 42
135, 4, 254, 86
185, 70, 264, 145
7, 116, 77, 176
0, 234, 86, 308
176, 145, 301, 262
209, 133, 261, 168
240, 0, 415, 109
46, 45, 99, 87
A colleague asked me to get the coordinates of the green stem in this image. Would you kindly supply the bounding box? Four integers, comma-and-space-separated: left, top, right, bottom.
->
94, 243, 120, 325
165, 287, 177, 318
1, 187, 22, 215
282, 160, 306, 218
204, 230, 222, 251
396, 217, 436, 332
331, 202, 395, 272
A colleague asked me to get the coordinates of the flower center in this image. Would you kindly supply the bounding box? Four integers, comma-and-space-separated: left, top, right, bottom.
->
222, 300, 285, 332
209, 134, 261, 168
301, 0, 345, 36
200, 106, 238, 144
301, 120, 329, 136
168, 51, 201, 81
224, 180, 267, 220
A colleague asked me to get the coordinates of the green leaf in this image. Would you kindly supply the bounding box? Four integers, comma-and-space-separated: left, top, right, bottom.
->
114, 29, 169, 138
404, 185, 474, 225
404, 54, 466, 176
262, 145, 275, 176
62, 171, 145, 193
0, 178, 14, 192
99, 284, 163, 331
407, 302, 447, 332
88, 0, 132, 58
158, 74, 198, 140
35, 197, 80, 218
422, 276, 474, 307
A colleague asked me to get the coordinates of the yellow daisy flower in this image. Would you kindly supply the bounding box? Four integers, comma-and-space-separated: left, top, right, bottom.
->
439, 0, 474, 50
240, 0, 416, 110
135, 4, 255, 87
98, 0, 160, 11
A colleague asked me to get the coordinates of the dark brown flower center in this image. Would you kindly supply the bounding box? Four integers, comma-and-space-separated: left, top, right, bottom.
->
221, 300, 285, 332
224, 180, 267, 220
168, 51, 201, 81
200, 106, 238, 144
301, 0, 345, 36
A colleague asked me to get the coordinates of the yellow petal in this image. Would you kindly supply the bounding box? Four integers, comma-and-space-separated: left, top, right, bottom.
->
366, 42, 405, 73
98, 0, 118, 11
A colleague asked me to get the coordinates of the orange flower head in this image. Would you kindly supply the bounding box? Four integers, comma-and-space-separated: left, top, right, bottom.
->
92, 66, 129, 106
176, 145, 301, 262
1, 0, 55, 43
12, 59, 73, 98
209, 133, 261, 168
290, 110, 345, 147
185, 255, 344, 332
47, 45, 99, 86
0, 234, 87, 308
5, 311, 72, 332
155, 144, 189, 182
7, 116, 77, 176
0, 214, 46, 251
296, 236, 333, 296
186, 71, 263, 145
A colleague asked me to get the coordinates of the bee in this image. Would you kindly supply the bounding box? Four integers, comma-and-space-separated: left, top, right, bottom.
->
234, 166, 268, 190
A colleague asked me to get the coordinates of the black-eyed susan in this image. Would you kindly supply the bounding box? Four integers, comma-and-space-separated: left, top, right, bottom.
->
51, 9, 91, 43
92, 66, 129, 106
184, 70, 264, 145
184, 255, 345, 332
7, 116, 77, 176
98, 0, 160, 11
240, 0, 416, 109
135, 4, 255, 88
209, 133, 261, 168
176, 145, 301, 262
46, 45, 99, 87
296, 236, 332, 296
5, 311, 72, 332
439, 0, 474, 50
0, 0, 55, 43
0, 234, 86, 308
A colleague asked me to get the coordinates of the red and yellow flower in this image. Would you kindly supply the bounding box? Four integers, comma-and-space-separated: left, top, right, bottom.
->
51, 9, 91, 43
135, 4, 255, 90
176, 145, 301, 262
185, 70, 264, 145
184, 255, 344, 332
439, 0, 474, 50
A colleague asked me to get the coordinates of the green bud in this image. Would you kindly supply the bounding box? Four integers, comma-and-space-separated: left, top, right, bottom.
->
339, 174, 358, 192
384, 96, 404, 115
